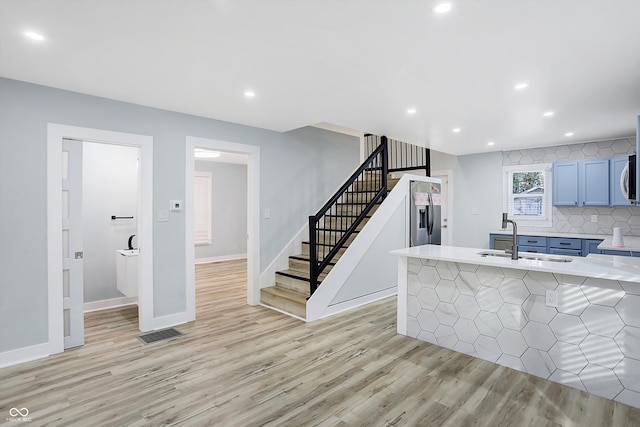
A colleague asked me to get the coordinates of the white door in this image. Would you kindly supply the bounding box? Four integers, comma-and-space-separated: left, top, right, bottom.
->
62, 138, 84, 348
433, 173, 451, 246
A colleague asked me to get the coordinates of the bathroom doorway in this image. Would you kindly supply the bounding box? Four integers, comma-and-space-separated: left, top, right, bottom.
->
47, 124, 154, 355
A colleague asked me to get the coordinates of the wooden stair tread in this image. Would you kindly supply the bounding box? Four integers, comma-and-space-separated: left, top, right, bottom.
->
276, 269, 327, 282
260, 286, 308, 304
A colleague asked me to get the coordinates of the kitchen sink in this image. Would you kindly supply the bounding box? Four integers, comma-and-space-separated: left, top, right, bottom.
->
477, 250, 573, 263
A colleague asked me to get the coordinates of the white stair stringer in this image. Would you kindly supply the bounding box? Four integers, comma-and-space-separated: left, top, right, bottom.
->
306, 174, 440, 321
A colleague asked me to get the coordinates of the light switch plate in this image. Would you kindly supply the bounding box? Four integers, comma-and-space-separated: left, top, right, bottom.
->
170, 200, 183, 212
264, 208, 271, 219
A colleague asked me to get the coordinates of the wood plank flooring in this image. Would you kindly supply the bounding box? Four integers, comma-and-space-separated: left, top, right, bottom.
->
1, 259, 639, 426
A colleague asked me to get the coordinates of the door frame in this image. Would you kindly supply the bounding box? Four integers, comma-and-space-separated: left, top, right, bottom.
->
185, 136, 260, 311
47, 124, 154, 355
431, 169, 453, 246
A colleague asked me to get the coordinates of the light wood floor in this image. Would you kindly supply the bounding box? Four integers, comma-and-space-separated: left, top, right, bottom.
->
2, 259, 639, 426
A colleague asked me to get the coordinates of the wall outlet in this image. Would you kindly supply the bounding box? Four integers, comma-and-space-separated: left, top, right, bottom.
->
591, 215, 598, 223
546, 289, 558, 307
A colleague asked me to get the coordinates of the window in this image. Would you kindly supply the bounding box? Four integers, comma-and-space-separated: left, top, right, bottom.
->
503, 164, 552, 227
194, 171, 212, 245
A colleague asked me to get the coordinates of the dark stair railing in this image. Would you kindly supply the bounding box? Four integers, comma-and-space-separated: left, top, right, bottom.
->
308, 135, 431, 296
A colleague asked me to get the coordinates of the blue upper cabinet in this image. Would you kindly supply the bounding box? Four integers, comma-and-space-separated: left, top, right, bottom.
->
580, 159, 610, 206
553, 161, 579, 206
611, 155, 632, 206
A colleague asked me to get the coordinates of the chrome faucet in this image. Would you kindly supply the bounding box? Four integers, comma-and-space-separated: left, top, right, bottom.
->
502, 213, 518, 260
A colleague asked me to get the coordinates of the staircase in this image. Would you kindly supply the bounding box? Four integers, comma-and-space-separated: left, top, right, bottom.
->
260, 174, 400, 319
260, 134, 429, 320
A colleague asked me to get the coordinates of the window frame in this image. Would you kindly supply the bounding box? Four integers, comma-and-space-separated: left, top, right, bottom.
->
502, 163, 553, 228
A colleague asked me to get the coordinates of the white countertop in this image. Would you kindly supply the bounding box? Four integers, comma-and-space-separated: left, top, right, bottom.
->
391, 245, 640, 283
597, 235, 640, 252
489, 230, 607, 240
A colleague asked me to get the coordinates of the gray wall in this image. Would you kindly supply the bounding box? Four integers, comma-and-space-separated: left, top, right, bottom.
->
83, 142, 138, 302
502, 137, 639, 236
0, 77, 359, 353
194, 160, 247, 260
431, 150, 504, 248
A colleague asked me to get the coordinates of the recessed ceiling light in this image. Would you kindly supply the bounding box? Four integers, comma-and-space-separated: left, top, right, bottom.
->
194, 149, 221, 159
24, 31, 44, 41
543, 111, 555, 117
452, 128, 461, 133
244, 90, 255, 98
565, 132, 574, 137
487, 141, 495, 146
514, 82, 528, 90
407, 108, 417, 115
434, 3, 452, 14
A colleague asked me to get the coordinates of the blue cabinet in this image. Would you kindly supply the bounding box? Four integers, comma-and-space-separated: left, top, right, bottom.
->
582, 239, 604, 255
553, 159, 610, 206
580, 159, 610, 206
610, 156, 632, 206
602, 249, 640, 257
553, 161, 579, 206
549, 237, 582, 256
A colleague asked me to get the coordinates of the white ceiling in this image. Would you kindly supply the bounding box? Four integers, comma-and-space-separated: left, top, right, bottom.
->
1, 0, 639, 156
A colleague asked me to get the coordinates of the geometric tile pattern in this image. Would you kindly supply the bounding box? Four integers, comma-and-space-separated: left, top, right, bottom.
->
404, 257, 640, 409
502, 137, 640, 237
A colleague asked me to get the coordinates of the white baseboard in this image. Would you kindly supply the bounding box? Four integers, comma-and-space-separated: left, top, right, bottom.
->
260, 223, 307, 288
259, 304, 307, 322
150, 311, 194, 332
195, 253, 247, 265
84, 296, 138, 313
0, 342, 49, 369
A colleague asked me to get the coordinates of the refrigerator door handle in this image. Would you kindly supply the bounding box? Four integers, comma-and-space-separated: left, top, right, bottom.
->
427, 193, 434, 236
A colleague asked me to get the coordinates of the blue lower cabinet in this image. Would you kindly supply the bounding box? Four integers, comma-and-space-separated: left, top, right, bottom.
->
549, 248, 582, 256
519, 245, 546, 253
582, 239, 604, 255
602, 250, 640, 257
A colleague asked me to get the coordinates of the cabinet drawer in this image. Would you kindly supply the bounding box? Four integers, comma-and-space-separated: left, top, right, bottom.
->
519, 245, 546, 253
549, 248, 581, 256
517, 236, 547, 247
549, 237, 581, 250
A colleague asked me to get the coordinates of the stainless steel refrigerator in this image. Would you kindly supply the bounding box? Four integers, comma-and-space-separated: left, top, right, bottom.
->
410, 180, 442, 246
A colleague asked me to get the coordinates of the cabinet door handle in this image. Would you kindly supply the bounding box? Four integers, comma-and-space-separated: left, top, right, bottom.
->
560, 242, 571, 245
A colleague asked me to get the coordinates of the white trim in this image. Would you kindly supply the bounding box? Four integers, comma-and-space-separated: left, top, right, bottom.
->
186, 136, 261, 318
150, 312, 193, 331
0, 343, 49, 369
502, 163, 553, 228
195, 254, 247, 265
431, 169, 453, 246
317, 289, 397, 321
259, 304, 307, 322
193, 171, 213, 245
48, 123, 154, 358
83, 297, 138, 313
259, 223, 307, 289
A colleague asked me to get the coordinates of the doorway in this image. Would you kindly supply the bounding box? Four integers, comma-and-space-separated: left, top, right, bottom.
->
47, 124, 154, 355
431, 170, 453, 246
185, 136, 260, 320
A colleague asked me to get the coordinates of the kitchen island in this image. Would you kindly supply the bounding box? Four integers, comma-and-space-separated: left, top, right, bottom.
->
391, 245, 640, 409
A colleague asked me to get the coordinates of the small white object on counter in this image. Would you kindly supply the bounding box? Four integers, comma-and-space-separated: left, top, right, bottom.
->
598, 234, 640, 252
612, 227, 624, 246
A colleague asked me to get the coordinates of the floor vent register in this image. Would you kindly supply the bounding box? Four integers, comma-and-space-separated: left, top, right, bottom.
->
138, 328, 183, 345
